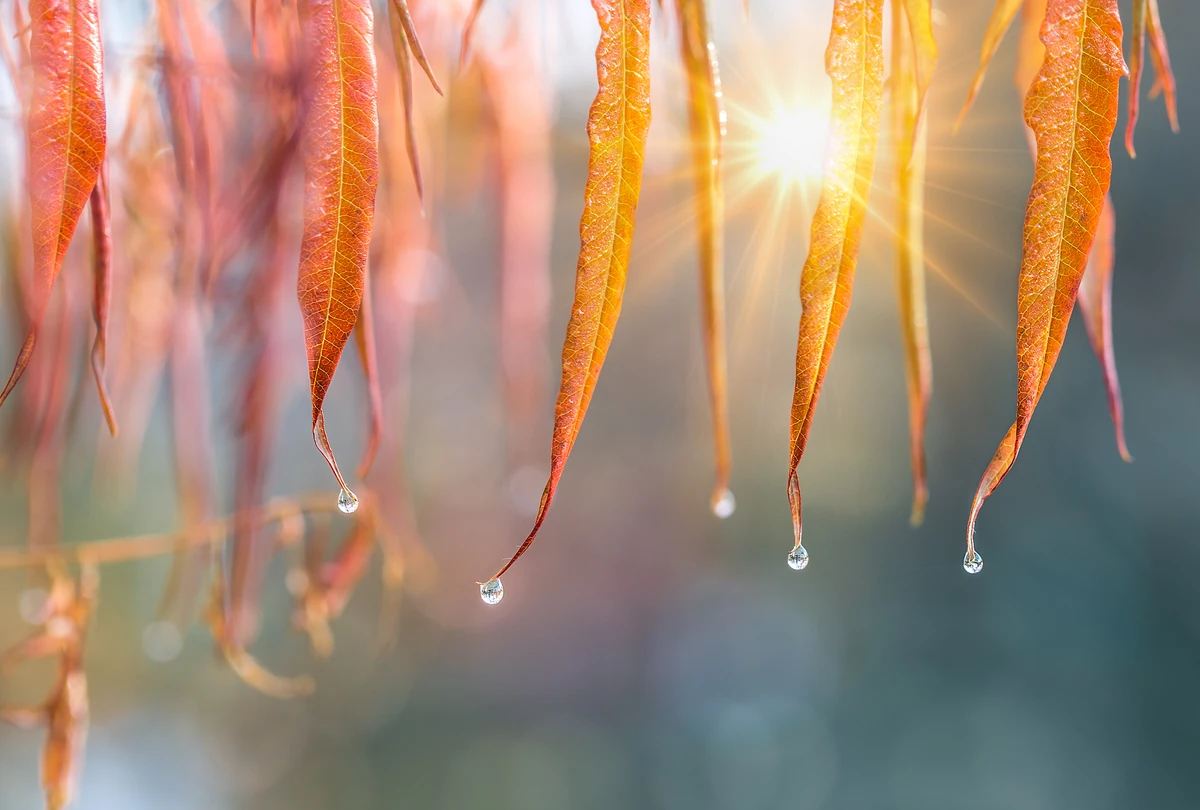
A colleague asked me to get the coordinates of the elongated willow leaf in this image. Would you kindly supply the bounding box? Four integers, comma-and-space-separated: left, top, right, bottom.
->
390, 0, 441, 94
459, 0, 487, 70
1014, 0, 1125, 456
675, 0, 732, 516
1144, 0, 1178, 134
955, 0, 1021, 131
89, 164, 116, 436
965, 0, 1126, 567
476, 34, 555, 465
386, 0, 430, 204
0, 0, 106, 413
353, 267, 384, 478
900, 0, 936, 120
485, 0, 651, 586
786, 0, 885, 559
1075, 195, 1130, 461
892, 1, 932, 525
1126, 0, 1178, 155
297, 0, 380, 508
1126, 0, 1148, 157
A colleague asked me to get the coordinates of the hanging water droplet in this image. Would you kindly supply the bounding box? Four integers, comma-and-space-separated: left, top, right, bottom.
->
787, 545, 809, 571
479, 578, 504, 605
963, 550, 983, 574
337, 488, 359, 514
142, 620, 183, 663
712, 489, 736, 519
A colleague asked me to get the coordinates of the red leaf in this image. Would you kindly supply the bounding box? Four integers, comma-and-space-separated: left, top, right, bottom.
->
1076, 194, 1130, 461
297, 0, 380, 505
0, 0, 106, 412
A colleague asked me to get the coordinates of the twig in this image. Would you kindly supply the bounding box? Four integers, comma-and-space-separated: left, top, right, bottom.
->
0, 491, 344, 571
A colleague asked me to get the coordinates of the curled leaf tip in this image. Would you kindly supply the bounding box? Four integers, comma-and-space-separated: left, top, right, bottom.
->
954, 0, 1021, 134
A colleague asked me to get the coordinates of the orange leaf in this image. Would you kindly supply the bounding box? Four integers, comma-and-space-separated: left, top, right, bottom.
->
0, 0, 106, 413
389, 0, 441, 95
954, 0, 1021, 131
787, 0, 885, 559
1144, 0, 1178, 134
900, 0, 937, 125
675, 0, 732, 516
485, 0, 651, 587
386, 0, 425, 204
1126, 0, 1148, 157
892, 0, 932, 525
965, 0, 1126, 569
1076, 194, 1130, 462
297, 0, 380, 507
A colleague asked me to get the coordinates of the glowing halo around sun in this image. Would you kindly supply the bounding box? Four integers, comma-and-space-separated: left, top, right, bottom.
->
749, 104, 832, 186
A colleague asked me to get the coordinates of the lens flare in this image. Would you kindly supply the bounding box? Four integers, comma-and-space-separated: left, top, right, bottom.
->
753, 105, 830, 184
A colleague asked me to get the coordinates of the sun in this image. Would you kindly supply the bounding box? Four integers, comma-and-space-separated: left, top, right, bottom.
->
752, 105, 831, 185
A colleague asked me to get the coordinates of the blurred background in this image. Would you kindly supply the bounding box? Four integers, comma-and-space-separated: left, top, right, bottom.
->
2, 0, 1200, 807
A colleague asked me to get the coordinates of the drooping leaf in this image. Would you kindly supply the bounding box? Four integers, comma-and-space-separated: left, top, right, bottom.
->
1015, 0, 1126, 457
353, 267, 384, 478
900, 0, 937, 123
892, 0, 933, 525
487, 0, 651, 584
965, 0, 1126, 564
1144, 0, 1179, 134
458, 0, 487, 70
787, 0, 885, 555
387, 0, 425, 203
954, 0, 1021, 131
1126, 0, 1148, 157
675, 0, 732, 515
0, 0, 107, 413
297, 0, 380, 504
1076, 194, 1130, 462
389, 0, 441, 95
88, 164, 117, 436
477, 33, 555, 465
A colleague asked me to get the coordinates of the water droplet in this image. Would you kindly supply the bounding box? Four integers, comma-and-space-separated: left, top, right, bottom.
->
337, 488, 359, 514
712, 489, 736, 519
18, 587, 48, 624
479, 578, 504, 605
963, 550, 983, 574
142, 620, 183, 662
787, 545, 809, 571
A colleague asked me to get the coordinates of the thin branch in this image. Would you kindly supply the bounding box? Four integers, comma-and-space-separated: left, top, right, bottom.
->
0, 491, 344, 571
